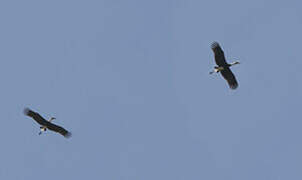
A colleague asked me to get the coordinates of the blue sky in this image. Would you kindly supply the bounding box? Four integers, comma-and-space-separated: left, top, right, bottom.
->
1, 0, 302, 179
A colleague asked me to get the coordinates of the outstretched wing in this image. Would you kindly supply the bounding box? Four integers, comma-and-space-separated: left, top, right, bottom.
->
46, 122, 72, 138
24, 108, 49, 126
211, 42, 228, 67
24, 108, 71, 138
221, 68, 238, 89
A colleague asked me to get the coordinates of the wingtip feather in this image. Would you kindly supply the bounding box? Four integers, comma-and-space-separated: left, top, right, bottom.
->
23, 108, 31, 116
230, 84, 238, 90
64, 132, 72, 138
211, 41, 220, 49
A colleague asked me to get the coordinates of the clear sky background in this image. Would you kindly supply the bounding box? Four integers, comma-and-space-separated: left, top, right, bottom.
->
0, 0, 302, 179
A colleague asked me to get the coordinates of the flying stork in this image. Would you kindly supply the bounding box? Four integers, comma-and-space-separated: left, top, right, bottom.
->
24, 108, 71, 138
210, 42, 240, 89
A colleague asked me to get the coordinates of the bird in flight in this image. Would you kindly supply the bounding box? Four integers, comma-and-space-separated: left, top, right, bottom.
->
24, 108, 71, 138
210, 42, 240, 89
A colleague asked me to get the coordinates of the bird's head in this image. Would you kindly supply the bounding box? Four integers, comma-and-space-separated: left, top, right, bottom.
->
231, 61, 240, 66
48, 117, 56, 122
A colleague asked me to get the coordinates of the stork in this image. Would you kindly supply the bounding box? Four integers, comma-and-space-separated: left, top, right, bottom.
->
210, 42, 240, 89
24, 108, 71, 138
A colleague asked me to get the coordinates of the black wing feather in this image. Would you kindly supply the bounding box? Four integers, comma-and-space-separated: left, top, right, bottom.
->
220, 68, 238, 89
211, 42, 228, 66
46, 122, 72, 138
24, 108, 49, 125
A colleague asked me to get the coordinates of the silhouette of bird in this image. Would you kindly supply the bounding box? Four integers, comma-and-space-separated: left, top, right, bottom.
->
210, 42, 239, 89
24, 108, 71, 138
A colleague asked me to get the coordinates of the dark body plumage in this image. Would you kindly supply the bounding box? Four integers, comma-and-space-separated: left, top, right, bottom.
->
24, 108, 71, 138
211, 42, 238, 89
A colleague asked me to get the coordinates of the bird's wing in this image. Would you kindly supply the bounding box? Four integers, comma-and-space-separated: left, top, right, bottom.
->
24, 108, 48, 125
46, 122, 71, 138
221, 68, 238, 89
211, 42, 228, 66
